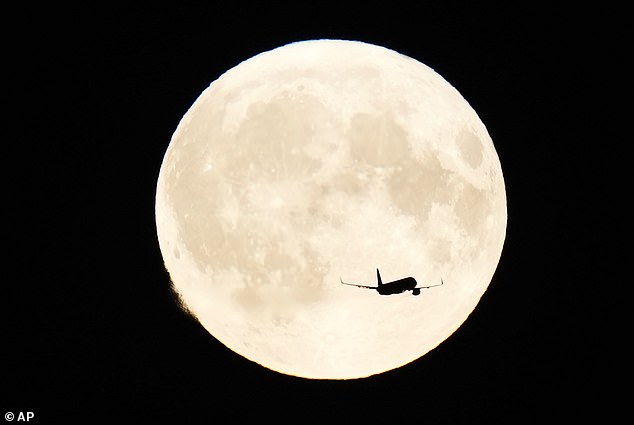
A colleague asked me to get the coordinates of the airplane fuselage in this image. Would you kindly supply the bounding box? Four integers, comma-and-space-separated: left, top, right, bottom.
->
377, 277, 418, 295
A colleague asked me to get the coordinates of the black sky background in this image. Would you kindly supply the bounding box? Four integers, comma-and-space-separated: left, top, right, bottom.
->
4, 3, 627, 423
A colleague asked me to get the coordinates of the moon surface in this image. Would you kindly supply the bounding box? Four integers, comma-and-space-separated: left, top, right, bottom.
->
155, 40, 506, 379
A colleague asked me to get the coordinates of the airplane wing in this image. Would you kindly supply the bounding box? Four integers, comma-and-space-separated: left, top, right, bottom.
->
415, 278, 444, 289
340, 277, 377, 289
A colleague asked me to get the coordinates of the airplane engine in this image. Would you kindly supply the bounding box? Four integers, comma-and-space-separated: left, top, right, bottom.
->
412, 288, 421, 296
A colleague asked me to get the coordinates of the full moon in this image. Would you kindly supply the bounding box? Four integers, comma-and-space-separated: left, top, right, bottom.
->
156, 40, 506, 379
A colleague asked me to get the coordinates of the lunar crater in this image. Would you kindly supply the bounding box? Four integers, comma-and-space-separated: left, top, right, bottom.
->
456, 128, 484, 169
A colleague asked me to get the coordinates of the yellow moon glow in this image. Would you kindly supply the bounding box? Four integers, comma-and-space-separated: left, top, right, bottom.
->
156, 40, 506, 379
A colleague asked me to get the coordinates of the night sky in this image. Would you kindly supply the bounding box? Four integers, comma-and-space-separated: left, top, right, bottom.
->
5, 3, 626, 423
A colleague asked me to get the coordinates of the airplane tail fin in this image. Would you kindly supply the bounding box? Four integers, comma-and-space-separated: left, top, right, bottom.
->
376, 268, 383, 286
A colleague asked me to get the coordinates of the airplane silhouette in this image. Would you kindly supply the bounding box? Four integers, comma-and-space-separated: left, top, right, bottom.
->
340, 268, 443, 296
